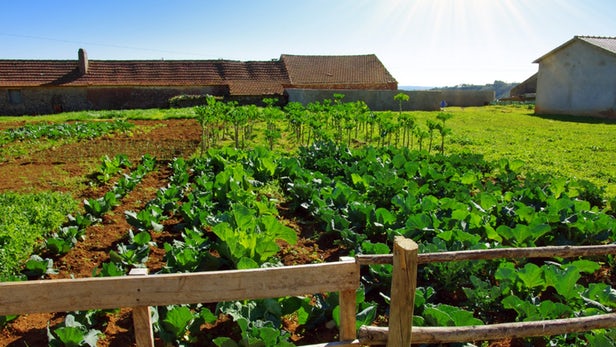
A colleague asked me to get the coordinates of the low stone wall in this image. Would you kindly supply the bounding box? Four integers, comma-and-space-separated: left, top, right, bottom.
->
285, 88, 496, 111
285, 89, 442, 111
440, 90, 495, 107
1, 86, 226, 116
1, 86, 497, 116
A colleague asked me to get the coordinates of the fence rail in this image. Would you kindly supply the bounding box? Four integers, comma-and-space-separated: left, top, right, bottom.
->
1, 239, 615, 346
356, 243, 616, 265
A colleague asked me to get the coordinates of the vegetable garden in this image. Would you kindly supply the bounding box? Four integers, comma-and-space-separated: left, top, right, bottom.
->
0, 100, 615, 346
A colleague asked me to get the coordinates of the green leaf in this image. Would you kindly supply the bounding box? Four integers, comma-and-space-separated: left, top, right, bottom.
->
423, 305, 454, 326
257, 326, 281, 346
199, 307, 218, 325
233, 204, 255, 230
566, 259, 601, 274
502, 295, 539, 321
537, 300, 572, 319
479, 193, 498, 211
162, 306, 194, 339
484, 224, 502, 243
52, 326, 86, 347
237, 257, 259, 270
544, 264, 580, 300
460, 171, 477, 185
361, 241, 390, 254
517, 263, 546, 290
213, 337, 239, 347
356, 304, 377, 328
132, 231, 151, 246
261, 215, 298, 245
582, 283, 616, 309
444, 307, 483, 326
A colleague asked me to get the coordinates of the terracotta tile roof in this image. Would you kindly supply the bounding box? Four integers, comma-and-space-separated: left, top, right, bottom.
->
0, 59, 289, 89
0, 51, 396, 94
281, 54, 397, 86
227, 81, 284, 96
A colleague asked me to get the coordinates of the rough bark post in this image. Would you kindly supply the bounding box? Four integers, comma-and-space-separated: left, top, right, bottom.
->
129, 268, 155, 347
387, 236, 418, 347
338, 256, 359, 341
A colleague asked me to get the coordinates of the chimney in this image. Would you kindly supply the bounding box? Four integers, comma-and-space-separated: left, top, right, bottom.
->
78, 48, 89, 75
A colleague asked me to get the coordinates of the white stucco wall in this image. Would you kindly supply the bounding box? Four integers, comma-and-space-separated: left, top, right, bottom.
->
535, 40, 616, 117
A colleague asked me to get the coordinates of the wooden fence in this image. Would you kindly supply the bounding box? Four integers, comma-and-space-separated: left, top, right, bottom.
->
0, 238, 615, 346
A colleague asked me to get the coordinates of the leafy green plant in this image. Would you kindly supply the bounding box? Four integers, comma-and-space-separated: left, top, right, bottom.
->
96, 154, 130, 184
0, 192, 76, 280
394, 93, 410, 114
215, 299, 299, 347
21, 255, 57, 279
83, 191, 120, 220
93, 261, 126, 277
47, 314, 101, 347
213, 204, 298, 268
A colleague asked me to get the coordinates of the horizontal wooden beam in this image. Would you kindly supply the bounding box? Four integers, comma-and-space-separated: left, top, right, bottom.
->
0, 260, 359, 316
299, 340, 360, 347
359, 313, 616, 345
356, 244, 616, 265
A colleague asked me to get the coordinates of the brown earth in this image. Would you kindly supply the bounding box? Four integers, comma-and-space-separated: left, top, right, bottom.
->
0, 119, 344, 346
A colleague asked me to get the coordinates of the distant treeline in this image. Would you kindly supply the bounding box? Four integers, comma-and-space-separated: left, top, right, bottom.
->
431, 80, 517, 100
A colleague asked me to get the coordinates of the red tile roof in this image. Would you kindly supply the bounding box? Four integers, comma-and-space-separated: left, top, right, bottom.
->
281, 54, 397, 86
0, 51, 396, 94
0, 59, 288, 88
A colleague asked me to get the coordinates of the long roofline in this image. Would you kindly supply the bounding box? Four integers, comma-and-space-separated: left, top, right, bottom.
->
0, 50, 398, 91
533, 35, 616, 63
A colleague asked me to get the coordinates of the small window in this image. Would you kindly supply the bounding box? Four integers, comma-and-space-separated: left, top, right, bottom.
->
8, 89, 22, 104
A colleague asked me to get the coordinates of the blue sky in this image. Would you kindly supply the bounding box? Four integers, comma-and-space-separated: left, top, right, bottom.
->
2, 0, 616, 87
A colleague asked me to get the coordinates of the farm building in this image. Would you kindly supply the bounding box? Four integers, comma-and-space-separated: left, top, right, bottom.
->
0, 49, 398, 116
508, 73, 536, 101
533, 36, 616, 117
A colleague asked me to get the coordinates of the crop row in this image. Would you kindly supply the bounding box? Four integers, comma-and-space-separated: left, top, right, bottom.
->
87, 143, 616, 345
4, 141, 616, 345
0, 119, 133, 145
194, 95, 453, 154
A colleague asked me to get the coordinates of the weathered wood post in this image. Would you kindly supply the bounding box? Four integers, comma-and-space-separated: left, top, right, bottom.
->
338, 256, 360, 341
129, 268, 155, 347
387, 236, 418, 347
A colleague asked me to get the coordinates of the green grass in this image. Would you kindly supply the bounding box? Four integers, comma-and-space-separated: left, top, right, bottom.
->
0, 192, 78, 280
426, 105, 616, 197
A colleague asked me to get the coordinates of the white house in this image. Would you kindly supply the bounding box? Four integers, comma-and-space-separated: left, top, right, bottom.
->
534, 36, 616, 117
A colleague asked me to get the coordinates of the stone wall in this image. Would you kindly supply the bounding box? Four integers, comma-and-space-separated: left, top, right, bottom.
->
1, 86, 496, 116
439, 90, 495, 107
0, 86, 226, 116
285, 89, 442, 111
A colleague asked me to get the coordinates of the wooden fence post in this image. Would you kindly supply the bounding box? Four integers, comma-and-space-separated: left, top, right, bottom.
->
129, 268, 155, 347
338, 256, 359, 341
387, 236, 418, 347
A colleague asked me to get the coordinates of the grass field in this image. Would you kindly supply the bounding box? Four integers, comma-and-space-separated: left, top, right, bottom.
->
411, 105, 616, 198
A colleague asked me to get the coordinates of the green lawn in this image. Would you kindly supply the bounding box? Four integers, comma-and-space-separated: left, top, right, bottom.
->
411, 105, 616, 198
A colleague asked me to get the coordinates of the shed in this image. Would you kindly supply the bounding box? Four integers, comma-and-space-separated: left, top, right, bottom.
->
533, 36, 616, 117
